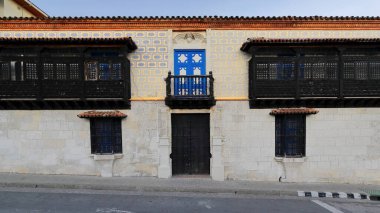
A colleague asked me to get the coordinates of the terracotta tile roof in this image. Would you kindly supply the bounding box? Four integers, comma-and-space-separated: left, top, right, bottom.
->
241, 38, 380, 52
270, 108, 319, 115
1, 16, 380, 21
0, 37, 137, 50
77, 111, 127, 118
2, 16, 380, 31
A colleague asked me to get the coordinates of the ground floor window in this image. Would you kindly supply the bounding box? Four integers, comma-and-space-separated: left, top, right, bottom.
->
90, 118, 122, 154
275, 114, 306, 157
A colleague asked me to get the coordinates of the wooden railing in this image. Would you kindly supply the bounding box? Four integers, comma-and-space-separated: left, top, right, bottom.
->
165, 71, 215, 109
0, 80, 127, 100
165, 71, 214, 98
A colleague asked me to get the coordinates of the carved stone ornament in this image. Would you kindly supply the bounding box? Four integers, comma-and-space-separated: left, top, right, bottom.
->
173, 32, 206, 44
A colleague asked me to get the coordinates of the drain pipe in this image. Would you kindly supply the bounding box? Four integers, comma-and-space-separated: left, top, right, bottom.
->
277, 159, 287, 182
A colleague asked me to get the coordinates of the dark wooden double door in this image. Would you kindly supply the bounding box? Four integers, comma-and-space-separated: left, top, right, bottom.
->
171, 114, 210, 175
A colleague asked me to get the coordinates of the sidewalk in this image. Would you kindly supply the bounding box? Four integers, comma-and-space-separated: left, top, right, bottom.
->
0, 173, 379, 197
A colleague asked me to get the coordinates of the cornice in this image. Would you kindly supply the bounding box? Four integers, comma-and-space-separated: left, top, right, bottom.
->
1, 18, 380, 31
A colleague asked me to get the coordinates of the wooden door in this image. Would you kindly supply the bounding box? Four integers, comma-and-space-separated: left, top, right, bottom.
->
171, 114, 210, 175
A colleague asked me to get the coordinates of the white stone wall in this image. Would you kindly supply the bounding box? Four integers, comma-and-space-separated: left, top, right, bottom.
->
1, 102, 380, 184
208, 30, 380, 98
0, 102, 167, 177
2, 0, 34, 17
0, 110, 96, 175
218, 102, 380, 184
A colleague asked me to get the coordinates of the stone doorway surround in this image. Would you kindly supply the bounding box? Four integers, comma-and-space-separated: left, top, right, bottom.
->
157, 108, 224, 181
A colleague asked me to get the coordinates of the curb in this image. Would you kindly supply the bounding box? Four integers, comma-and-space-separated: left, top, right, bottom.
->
298, 191, 369, 200
0, 182, 296, 196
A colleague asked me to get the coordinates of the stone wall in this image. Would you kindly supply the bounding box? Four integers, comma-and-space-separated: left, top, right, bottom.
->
208, 30, 380, 98
218, 101, 380, 184
0, 102, 167, 177
2, 0, 34, 17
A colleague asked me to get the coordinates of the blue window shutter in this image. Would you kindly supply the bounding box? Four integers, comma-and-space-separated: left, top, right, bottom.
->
174, 50, 206, 95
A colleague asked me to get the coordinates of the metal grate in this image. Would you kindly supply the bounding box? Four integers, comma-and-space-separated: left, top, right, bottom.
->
275, 114, 306, 157
25, 62, 38, 80
0, 62, 10, 80
255, 57, 295, 80
86, 61, 123, 80
43, 63, 55, 80
90, 118, 122, 154
69, 63, 80, 80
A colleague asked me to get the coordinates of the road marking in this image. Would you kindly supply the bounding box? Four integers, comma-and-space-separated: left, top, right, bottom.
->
198, 200, 212, 209
96, 208, 134, 213
312, 200, 344, 213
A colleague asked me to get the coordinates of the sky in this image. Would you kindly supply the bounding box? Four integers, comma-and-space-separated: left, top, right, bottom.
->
31, 0, 380, 17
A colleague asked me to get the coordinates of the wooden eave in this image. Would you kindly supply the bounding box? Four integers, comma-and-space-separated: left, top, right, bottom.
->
240, 38, 380, 52
0, 37, 138, 50
1, 16, 380, 30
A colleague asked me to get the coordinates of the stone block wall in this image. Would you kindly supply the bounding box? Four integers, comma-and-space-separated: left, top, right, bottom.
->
0, 102, 168, 177
217, 101, 380, 184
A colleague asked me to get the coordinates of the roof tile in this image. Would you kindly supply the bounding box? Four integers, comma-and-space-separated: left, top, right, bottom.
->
270, 108, 319, 115
241, 38, 380, 52
77, 111, 127, 118
1, 16, 380, 21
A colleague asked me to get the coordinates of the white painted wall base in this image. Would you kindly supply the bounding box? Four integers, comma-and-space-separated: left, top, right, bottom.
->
211, 137, 225, 181
158, 137, 171, 178
92, 154, 122, 177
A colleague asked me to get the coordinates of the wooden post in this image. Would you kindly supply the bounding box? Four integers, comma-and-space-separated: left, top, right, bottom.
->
124, 58, 131, 101
249, 56, 256, 100
166, 71, 172, 97
79, 48, 86, 101
37, 48, 43, 101
295, 50, 301, 99
338, 48, 345, 99
209, 71, 214, 97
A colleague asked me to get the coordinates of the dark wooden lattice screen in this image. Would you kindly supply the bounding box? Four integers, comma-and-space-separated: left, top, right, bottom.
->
90, 118, 122, 154
254, 56, 296, 97
251, 48, 380, 99
299, 54, 339, 96
0, 62, 10, 80
0, 47, 130, 101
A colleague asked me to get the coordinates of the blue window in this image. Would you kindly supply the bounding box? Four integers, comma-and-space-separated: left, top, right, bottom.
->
275, 115, 306, 157
90, 118, 122, 154
174, 49, 206, 95
85, 61, 122, 80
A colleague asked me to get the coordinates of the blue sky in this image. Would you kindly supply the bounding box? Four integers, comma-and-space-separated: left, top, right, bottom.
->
32, 0, 380, 17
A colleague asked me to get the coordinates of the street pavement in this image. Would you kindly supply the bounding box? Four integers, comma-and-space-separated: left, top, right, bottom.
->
1, 187, 380, 213
0, 173, 378, 197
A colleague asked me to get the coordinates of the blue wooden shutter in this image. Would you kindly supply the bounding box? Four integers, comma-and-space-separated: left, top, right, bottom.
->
174, 50, 206, 95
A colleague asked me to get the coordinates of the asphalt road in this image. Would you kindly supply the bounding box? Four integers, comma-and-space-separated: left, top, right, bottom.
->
0, 187, 379, 213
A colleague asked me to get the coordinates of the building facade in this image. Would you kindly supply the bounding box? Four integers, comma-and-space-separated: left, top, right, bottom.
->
0, 17, 380, 184
0, 0, 47, 18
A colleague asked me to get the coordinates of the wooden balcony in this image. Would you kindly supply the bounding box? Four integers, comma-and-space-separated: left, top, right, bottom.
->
0, 38, 137, 109
241, 38, 380, 108
165, 71, 215, 109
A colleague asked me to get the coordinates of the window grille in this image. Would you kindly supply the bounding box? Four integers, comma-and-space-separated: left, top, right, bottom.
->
275, 115, 306, 157
85, 61, 122, 80
90, 118, 122, 154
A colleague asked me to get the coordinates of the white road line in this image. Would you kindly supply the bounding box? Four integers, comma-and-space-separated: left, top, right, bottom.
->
312, 200, 344, 213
